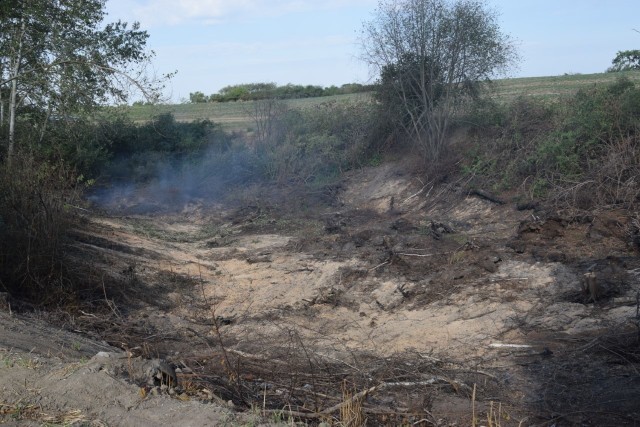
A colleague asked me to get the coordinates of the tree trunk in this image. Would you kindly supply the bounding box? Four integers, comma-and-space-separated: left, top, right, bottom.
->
0, 58, 4, 126
7, 18, 26, 161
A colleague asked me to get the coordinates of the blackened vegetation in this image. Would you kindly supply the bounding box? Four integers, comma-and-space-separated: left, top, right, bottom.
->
523, 329, 640, 426
0, 154, 85, 303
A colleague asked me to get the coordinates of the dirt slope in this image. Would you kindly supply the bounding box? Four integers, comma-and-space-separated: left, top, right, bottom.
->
1, 161, 639, 426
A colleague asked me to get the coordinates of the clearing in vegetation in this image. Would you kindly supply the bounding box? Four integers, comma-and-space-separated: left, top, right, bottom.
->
2, 151, 640, 425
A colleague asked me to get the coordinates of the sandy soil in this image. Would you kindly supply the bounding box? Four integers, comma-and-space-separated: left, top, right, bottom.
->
1, 161, 639, 426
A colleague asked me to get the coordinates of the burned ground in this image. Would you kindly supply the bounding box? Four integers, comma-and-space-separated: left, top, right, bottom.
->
1, 161, 639, 426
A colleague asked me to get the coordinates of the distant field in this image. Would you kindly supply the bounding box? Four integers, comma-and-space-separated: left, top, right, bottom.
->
490, 70, 640, 101
123, 71, 640, 128
124, 92, 373, 131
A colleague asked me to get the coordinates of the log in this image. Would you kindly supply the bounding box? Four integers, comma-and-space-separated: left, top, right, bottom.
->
469, 189, 505, 205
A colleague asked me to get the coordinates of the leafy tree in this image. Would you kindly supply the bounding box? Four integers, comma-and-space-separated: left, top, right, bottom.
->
207, 82, 374, 102
361, 0, 517, 160
0, 0, 164, 160
607, 50, 640, 72
217, 84, 251, 101
189, 91, 208, 103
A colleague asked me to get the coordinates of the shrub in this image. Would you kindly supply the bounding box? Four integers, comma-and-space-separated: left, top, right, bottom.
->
102, 113, 227, 183
464, 77, 640, 209
254, 100, 380, 186
0, 153, 84, 302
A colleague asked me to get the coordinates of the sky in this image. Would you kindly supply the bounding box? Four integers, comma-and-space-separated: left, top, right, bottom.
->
104, 0, 640, 102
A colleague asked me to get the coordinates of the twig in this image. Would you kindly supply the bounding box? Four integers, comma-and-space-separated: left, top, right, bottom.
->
263, 377, 471, 420
472, 383, 477, 427
402, 184, 432, 204
196, 261, 240, 400
321, 384, 379, 414
456, 369, 499, 380
489, 343, 532, 349
396, 251, 452, 258
369, 261, 389, 271
260, 408, 321, 419
413, 414, 438, 426
67, 205, 91, 212
102, 276, 121, 319
79, 310, 98, 318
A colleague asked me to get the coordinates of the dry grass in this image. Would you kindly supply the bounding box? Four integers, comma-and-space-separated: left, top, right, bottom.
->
0, 402, 104, 426
339, 382, 366, 427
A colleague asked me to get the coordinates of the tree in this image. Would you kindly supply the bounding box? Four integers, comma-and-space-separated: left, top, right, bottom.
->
0, 0, 164, 160
247, 97, 288, 149
189, 91, 208, 103
607, 50, 640, 72
361, 0, 517, 160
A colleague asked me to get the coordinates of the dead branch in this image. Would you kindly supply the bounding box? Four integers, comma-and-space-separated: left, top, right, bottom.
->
402, 184, 433, 205
397, 251, 453, 258
468, 189, 505, 205
261, 376, 471, 421
489, 343, 532, 349
369, 261, 390, 271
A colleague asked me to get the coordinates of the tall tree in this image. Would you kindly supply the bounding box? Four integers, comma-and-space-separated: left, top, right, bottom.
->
607, 50, 640, 72
361, 0, 517, 160
0, 0, 163, 160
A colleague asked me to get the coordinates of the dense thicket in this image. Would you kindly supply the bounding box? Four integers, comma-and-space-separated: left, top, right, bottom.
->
0, 0, 158, 302
463, 76, 640, 209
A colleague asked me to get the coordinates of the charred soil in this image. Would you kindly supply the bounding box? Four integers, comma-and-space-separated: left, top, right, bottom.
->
1, 161, 639, 426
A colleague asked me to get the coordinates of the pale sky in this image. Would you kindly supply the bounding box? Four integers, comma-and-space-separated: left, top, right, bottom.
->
104, 0, 640, 102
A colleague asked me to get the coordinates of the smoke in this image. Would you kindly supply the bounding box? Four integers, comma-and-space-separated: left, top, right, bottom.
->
87, 142, 260, 214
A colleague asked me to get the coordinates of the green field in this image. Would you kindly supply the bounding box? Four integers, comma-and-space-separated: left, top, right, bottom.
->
124, 92, 373, 131
490, 70, 640, 100
123, 71, 640, 129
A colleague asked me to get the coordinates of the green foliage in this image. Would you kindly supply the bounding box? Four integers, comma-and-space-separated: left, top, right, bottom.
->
0, 0, 158, 156
375, 52, 445, 131
566, 76, 640, 150
206, 82, 373, 102
362, 0, 518, 160
532, 130, 582, 179
189, 91, 208, 103
11, 110, 225, 182
102, 113, 227, 182
255, 100, 379, 186
465, 76, 640, 207
607, 50, 640, 72
463, 98, 507, 129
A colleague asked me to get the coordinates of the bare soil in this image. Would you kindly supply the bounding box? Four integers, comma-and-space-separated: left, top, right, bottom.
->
1, 161, 639, 426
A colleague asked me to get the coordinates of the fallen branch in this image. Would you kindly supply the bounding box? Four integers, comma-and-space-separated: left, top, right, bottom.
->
320, 384, 379, 415
469, 189, 505, 205
489, 343, 532, 349
402, 184, 433, 205
396, 251, 453, 258
455, 369, 498, 381
369, 261, 389, 271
